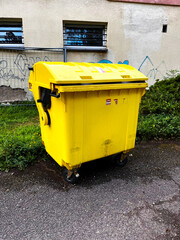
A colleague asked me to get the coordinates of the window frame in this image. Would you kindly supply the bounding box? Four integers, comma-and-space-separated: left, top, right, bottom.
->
63, 22, 107, 51
0, 18, 24, 47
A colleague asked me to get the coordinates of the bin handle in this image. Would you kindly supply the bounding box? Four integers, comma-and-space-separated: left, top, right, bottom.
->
50, 92, 60, 98
39, 107, 50, 126
37, 100, 50, 126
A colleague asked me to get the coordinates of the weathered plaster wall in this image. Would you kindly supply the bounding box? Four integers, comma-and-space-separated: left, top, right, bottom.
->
122, 3, 180, 85
0, 0, 180, 101
0, 86, 26, 102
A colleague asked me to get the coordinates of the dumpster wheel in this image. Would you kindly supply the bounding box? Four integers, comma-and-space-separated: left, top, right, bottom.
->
113, 153, 128, 167
62, 168, 79, 184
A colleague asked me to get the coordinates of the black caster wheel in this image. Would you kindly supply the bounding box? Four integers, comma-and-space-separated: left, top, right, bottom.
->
113, 153, 128, 167
62, 168, 78, 184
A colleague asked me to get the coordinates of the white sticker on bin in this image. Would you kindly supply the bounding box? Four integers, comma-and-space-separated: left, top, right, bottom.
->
95, 67, 106, 73
106, 99, 111, 105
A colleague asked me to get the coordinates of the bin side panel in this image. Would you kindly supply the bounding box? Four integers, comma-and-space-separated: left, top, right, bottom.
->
64, 92, 85, 167
82, 89, 131, 161
40, 94, 68, 167
124, 89, 142, 150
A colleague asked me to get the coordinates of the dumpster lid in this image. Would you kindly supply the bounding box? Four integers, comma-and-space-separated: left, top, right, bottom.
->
34, 62, 148, 84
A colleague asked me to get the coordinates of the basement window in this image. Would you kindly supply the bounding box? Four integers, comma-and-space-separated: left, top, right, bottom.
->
0, 18, 24, 45
162, 24, 167, 33
63, 22, 107, 51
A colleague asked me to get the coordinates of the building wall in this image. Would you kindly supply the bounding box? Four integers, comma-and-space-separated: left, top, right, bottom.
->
0, 0, 180, 101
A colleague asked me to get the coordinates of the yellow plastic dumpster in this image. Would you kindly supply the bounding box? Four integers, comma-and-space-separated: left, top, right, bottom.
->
29, 62, 148, 183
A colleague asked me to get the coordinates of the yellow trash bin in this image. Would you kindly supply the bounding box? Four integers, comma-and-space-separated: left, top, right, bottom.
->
29, 62, 148, 183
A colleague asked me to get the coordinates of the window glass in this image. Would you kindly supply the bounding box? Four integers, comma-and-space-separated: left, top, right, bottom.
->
0, 20, 23, 44
64, 24, 107, 47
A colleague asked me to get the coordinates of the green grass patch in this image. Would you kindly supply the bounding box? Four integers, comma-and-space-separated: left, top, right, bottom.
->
0, 104, 38, 124
0, 105, 45, 171
137, 114, 180, 141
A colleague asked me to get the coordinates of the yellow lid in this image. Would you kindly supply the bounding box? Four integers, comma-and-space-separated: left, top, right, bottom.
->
33, 62, 148, 85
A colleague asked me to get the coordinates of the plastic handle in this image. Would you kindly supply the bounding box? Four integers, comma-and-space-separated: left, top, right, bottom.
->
50, 92, 60, 98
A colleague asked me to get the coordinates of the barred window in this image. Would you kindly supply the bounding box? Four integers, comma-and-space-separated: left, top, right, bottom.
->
0, 19, 23, 44
63, 23, 107, 49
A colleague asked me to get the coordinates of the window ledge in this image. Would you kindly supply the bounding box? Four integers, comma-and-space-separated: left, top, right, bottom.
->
0, 44, 24, 48
64, 46, 108, 52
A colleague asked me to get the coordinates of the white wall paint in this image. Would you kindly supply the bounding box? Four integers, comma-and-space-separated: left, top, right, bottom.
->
123, 4, 166, 85
123, 3, 180, 85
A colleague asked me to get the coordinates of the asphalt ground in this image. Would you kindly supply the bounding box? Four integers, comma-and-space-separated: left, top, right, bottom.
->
0, 140, 180, 240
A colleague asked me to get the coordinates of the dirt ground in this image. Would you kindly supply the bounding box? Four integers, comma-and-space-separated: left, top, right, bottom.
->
0, 140, 180, 240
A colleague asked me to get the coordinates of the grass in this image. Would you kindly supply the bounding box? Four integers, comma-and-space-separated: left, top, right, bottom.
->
0, 104, 45, 171
0, 74, 180, 171
137, 114, 180, 140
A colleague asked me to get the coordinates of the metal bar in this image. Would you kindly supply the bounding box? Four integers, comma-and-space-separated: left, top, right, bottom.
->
64, 43, 104, 46
0, 46, 64, 51
0, 47, 66, 65
64, 46, 107, 51
64, 39, 105, 42
0, 42, 23, 44
0, 30, 23, 33
63, 34, 107, 37
63, 32, 106, 35
64, 26, 107, 29
64, 38, 107, 41
64, 47, 67, 62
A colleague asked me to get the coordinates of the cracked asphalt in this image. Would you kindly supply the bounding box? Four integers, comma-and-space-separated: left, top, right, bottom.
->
0, 140, 180, 240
